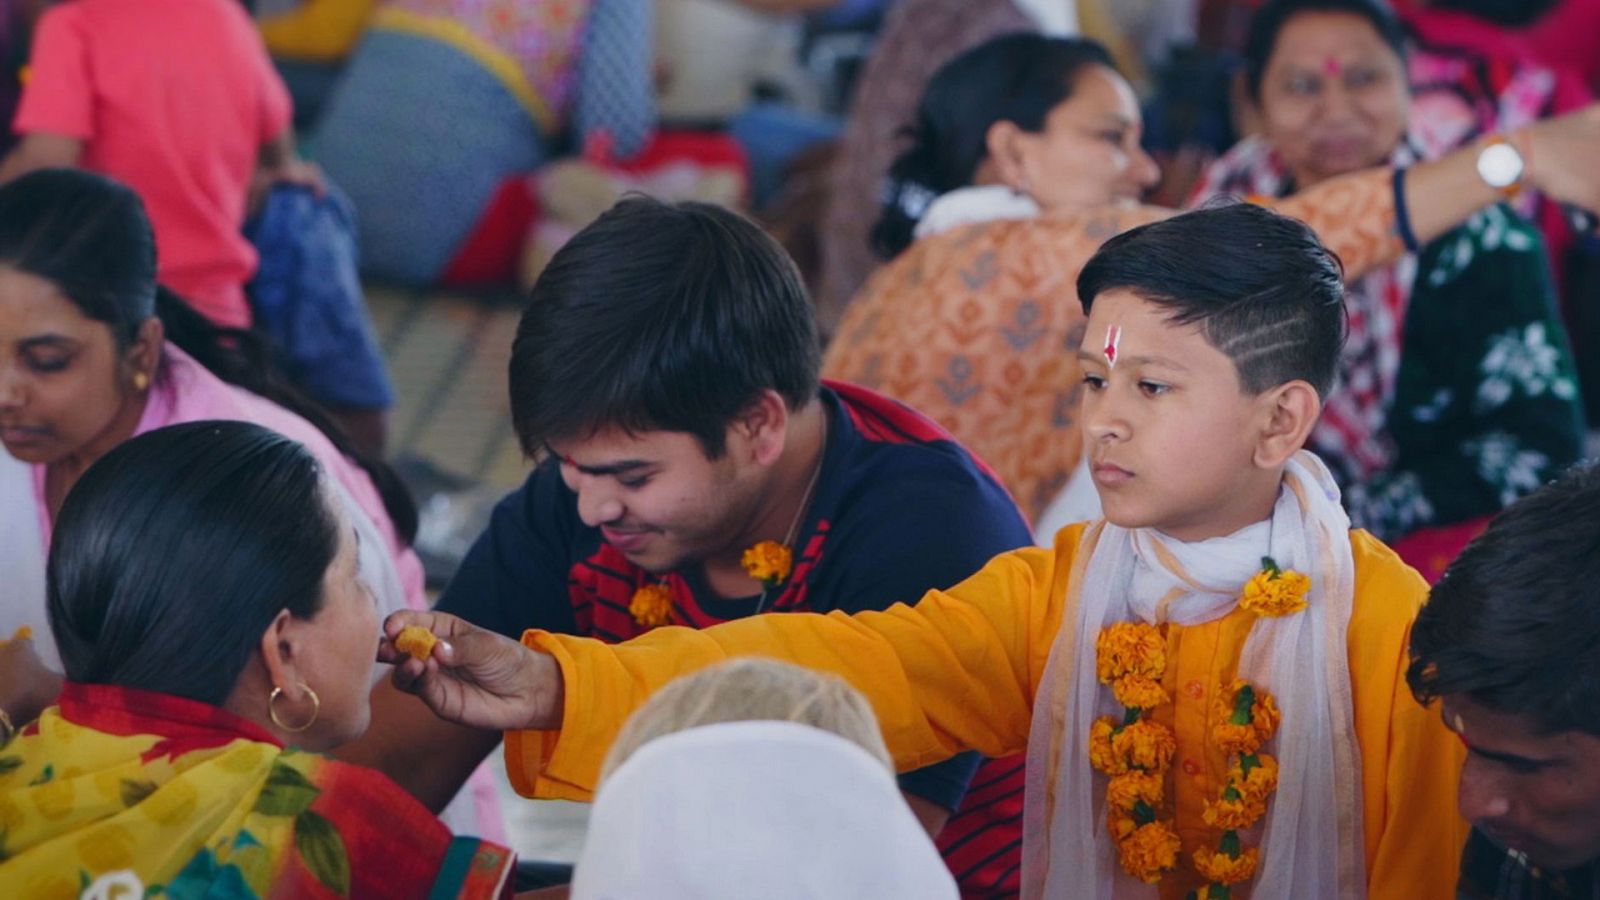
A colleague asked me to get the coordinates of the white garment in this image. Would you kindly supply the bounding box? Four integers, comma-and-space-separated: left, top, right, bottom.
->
1012, 0, 1080, 36
913, 184, 1042, 241
1021, 452, 1366, 899
571, 720, 960, 900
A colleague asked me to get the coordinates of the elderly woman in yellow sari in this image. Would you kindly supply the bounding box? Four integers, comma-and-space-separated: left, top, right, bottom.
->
821, 32, 1600, 528
0, 421, 512, 899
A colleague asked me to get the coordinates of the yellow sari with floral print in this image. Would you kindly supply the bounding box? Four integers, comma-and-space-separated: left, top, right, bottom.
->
0, 684, 513, 899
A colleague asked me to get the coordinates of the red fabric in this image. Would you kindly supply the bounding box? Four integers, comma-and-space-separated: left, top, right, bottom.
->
439, 129, 750, 288
936, 755, 1026, 897
440, 175, 540, 287
1390, 516, 1493, 584
15, 0, 291, 328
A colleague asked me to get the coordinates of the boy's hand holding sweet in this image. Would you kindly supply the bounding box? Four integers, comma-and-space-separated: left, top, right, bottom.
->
379, 611, 564, 733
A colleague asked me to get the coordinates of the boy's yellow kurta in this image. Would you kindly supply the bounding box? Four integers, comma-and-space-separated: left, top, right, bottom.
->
508, 523, 1467, 899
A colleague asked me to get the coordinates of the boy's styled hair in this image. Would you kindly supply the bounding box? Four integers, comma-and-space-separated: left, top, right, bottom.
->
1407, 463, 1600, 736
600, 658, 891, 781
1076, 203, 1347, 397
510, 197, 821, 458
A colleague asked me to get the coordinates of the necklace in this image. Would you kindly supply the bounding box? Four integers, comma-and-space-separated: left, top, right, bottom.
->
748, 416, 825, 611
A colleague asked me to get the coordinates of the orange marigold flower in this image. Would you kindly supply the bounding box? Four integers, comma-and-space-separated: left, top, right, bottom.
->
1113, 719, 1177, 773
1193, 847, 1261, 886
629, 584, 674, 628
1112, 674, 1169, 711
10, 625, 32, 642
1107, 814, 1138, 842
1213, 681, 1281, 756
1089, 716, 1127, 775
1202, 792, 1269, 831
1096, 622, 1166, 684
1229, 754, 1280, 805
1239, 566, 1311, 617
1117, 822, 1182, 884
1106, 771, 1165, 813
740, 540, 793, 586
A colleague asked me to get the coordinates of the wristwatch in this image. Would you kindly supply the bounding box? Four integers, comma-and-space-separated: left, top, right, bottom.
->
1476, 136, 1526, 199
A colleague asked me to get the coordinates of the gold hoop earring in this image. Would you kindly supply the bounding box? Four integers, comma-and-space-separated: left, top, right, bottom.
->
132, 372, 150, 391
268, 683, 320, 733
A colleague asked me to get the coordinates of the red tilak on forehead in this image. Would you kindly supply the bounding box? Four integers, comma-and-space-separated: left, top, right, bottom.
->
1103, 325, 1123, 368
1323, 56, 1342, 77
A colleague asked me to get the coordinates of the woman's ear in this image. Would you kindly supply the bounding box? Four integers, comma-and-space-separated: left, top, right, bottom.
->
985, 120, 1034, 196
124, 316, 165, 387
1253, 381, 1321, 469
257, 608, 301, 697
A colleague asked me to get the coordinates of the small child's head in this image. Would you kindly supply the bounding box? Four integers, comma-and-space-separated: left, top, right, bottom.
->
1408, 463, 1600, 871
600, 657, 891, 781
1074, 203, 1345, 540
510, 197, 821, 573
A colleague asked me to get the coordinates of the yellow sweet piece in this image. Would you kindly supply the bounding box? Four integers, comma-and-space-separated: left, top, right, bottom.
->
394, 626, 438, 662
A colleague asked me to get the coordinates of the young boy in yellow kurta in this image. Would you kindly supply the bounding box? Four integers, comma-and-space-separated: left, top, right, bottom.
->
385, 204, 1467, 900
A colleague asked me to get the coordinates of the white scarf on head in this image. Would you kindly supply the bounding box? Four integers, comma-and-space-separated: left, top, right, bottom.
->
1021, 451, 1366, 899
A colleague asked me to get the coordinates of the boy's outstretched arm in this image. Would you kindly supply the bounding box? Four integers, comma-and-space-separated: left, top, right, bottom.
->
383, 540, 1078, 802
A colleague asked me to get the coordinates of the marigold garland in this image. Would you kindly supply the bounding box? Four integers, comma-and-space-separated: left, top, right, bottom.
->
741, 540, 794, 587
1192, 681, 1282, 899
628, 583, 673, 628
1089, 622, 1180, 884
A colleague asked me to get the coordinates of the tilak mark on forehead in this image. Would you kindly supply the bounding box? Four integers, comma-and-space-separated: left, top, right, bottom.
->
1323, 56, 1342, 77
1103, 325, 1123, 368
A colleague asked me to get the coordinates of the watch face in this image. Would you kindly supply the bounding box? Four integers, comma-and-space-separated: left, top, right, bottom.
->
1478, 142, 1524, 189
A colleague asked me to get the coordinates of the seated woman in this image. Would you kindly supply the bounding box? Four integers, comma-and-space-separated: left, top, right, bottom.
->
820, 30, 1599, 534
570, 659, 957, 899
0, 420, 513, 897
1189, 0, 1586, 576
310, 0, 655, 286
0, 169, 499, 838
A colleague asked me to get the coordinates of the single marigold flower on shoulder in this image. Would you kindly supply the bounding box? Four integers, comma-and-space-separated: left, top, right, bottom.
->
1194, 847, 1260, 886
1229, 754, 1280, 805
1089, 715, 1127, 775
1240, 566, 1311, 617
1117, 821, 1182, 884
629, 584, 674, 628
1113, 719, 1177, 773
741, 540, 793, 586
1112, 674, 1169, 711
1106, 771, 1165, 813
1202, 792, 1269, 831
1096, 622, 1166, 684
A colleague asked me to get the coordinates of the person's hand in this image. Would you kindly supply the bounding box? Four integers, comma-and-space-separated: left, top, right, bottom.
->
246, 158, 327, 216
379, 612, 564, 733
0, 628, 62, 727
1524, 104, 1600, 215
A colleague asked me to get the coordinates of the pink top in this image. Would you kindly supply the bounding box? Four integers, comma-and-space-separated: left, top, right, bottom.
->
14, 0, 293, 328
30, 344, 426, 610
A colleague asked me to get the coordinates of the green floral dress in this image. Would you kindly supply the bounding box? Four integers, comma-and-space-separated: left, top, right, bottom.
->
1341, 205, 1587, 539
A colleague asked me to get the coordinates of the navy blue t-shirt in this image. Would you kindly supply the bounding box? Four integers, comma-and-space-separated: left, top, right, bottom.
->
437, 382, 1033, 885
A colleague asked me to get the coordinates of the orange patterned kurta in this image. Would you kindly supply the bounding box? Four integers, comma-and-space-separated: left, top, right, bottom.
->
823, 169, 1404, 520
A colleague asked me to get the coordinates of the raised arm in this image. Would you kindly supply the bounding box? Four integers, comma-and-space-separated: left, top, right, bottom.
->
384, 539, 1080, 801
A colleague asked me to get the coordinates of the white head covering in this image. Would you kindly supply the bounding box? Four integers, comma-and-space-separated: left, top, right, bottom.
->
1022, 451, 1366, 899
571, 720, 959, 900
1012, 0, 1080, 36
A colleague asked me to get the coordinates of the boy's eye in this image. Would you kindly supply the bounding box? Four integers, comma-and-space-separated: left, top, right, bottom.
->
1100, 130, 1128, 146
1082, 373, 1107, 391
617, 475, 653, 490
1138, 380, 1170, 397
